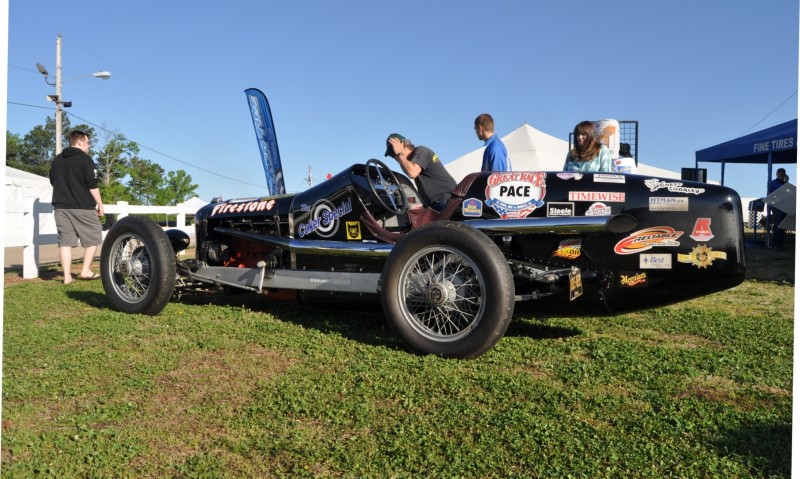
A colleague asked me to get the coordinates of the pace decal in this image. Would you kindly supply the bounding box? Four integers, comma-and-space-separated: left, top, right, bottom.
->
484, 171, 546, 219
297, 198, 352, 238
619, 271, 648, 287
585, 202, 612, 216
552, 238, 582, 259
689, 218, 714, 241
462, 198, 483, 217
568, 191, 626, 202
649, 197, 689, 212
644, 179, 705, 195
614, 226, 684, 255
346, 221, 362, 240
639, 253, 672, 269
677, 245, 727, 269
210, 198, 276, 216
593, 174, 626, 184
547, 202, 575, 217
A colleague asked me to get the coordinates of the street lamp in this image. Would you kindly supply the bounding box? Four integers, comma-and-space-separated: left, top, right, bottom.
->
36, 33, 111, 156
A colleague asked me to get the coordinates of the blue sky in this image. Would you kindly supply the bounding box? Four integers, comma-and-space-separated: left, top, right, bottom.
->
6, 0, 798, 202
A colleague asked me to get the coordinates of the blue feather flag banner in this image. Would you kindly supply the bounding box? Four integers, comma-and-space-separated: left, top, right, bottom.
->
245, 88, 286, 196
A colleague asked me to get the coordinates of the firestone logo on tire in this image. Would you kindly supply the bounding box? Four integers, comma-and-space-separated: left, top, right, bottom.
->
485, 172, 546, 219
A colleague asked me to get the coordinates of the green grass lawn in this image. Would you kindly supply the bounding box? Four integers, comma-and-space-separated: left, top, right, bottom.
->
2, 262, 793, 478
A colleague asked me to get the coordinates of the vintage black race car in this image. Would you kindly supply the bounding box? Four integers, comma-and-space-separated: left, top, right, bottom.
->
101, 159, 746, 358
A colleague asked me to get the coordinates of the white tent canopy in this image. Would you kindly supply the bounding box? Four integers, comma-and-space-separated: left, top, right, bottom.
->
444, 123, 681, 182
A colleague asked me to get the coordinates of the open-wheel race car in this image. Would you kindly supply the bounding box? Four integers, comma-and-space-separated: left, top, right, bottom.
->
100, 157, 747, 359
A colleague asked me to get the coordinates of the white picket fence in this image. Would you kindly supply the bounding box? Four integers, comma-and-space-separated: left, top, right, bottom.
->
5, 200, 197, 279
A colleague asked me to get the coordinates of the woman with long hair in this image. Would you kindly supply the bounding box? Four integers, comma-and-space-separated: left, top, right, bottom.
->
563, 121, 612, 172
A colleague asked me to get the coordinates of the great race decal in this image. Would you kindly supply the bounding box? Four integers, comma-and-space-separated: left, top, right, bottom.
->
614, 226, 684, 255
485, 172, 546, 219
297, 198, 352, 238
210, 198, 276, 216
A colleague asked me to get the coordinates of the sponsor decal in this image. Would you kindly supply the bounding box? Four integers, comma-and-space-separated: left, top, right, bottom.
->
346, 221, 362, 240
644, 179, 705, 195
614, 226, 684, 255
297, 198, 352, 238
210, 198, 276, 217
593, 173, 626, 184
677, 244, 727, 269
689, 218, 714, 241
461, 198, 483, 217
300, 203, 311, 212
619, 271, 648, 287
547, 202, 575, 217
585, 202, 611, 216
557, 173, 584, 181
649, 196, 689, 212
640, 253, 672, 269
569, 266, 583, 300
484, 171, 547, 219
568, 191, 626, 202
552, 238, 582, 259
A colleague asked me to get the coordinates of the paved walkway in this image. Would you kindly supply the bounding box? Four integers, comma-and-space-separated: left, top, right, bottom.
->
4, 245, 100, 270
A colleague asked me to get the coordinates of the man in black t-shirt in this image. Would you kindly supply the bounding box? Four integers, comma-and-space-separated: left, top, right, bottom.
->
384, 133, 456, 211
49, 130, 105, 284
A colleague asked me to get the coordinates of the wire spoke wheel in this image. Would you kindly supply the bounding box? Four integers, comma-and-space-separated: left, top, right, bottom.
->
382, 221, 514, 359
101, 216, 176, 315
108, 234, 152, 303
400, 246, 485, 341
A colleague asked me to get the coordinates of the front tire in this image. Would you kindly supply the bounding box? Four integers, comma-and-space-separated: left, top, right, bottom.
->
101, 216, 176, 315
381, 221, 515, 359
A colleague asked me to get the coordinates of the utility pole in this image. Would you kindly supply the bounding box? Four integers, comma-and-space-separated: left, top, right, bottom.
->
304, 165, 313, 187
37, 33, 110, 156
55, 33, 63, 155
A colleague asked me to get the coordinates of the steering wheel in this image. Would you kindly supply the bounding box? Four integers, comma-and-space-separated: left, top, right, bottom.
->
365, 158, 409, 215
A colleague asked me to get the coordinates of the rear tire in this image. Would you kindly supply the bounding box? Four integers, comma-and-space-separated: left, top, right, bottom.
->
381, 221, 515, 359
100, 216, 176, 315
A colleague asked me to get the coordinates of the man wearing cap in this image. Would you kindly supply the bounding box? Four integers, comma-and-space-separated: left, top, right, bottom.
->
385, 133, 456, 212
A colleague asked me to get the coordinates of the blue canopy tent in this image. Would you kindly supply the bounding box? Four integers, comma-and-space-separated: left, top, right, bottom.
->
695, 119, 797, 185
695, 119, 797, 247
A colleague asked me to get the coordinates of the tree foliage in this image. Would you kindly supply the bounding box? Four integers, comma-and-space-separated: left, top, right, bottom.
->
8, 116, 199, 205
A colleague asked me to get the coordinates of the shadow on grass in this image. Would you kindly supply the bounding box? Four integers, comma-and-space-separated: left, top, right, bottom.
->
65, 284, 580, 349
715, 420, 791, 477
177, 290, 403, 351
505, 319, 581, 340
66, 290, 110, 309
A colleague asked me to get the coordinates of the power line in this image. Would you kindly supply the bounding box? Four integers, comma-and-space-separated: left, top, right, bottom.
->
7, 101, 266, 190
65, 111, 266, 189
738, 90, 798, 137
